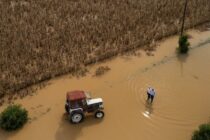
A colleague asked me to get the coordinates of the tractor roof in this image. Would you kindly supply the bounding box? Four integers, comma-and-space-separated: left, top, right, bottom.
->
66, 90, 86, 101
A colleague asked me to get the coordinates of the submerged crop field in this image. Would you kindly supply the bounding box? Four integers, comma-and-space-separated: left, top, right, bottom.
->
0, 0, 210, 97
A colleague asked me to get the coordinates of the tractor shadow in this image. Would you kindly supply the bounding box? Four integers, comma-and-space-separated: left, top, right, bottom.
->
55, 113, 103, 140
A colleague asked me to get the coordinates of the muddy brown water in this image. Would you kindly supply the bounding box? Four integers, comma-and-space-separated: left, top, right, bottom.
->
1, 30, 210, 140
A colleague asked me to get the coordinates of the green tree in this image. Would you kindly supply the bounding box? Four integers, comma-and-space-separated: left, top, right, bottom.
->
192, 124, 210, 140
0, 105, 28, 131
178, 35, 190, 54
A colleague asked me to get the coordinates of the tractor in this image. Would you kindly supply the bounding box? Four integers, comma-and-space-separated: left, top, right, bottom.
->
65, 90, 104, 123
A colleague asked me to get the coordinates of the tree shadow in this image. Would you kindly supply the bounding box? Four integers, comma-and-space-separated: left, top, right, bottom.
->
0, 128, 19, 140
55, 113, 104, 140
176, 53, 189, 76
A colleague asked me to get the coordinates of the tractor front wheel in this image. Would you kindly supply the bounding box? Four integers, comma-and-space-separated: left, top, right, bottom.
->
95, 111, 104, 119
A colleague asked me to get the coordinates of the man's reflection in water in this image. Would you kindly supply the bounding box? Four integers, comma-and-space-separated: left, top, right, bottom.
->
143, 101, 153, 119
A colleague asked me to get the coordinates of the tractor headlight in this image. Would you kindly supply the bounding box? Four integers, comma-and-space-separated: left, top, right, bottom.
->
99, 104, 104, 109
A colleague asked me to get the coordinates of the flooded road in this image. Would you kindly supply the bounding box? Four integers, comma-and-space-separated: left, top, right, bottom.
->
1, 30, 210, 140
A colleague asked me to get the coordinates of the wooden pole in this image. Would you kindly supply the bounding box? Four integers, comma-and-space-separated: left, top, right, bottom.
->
180, 0, 188, 37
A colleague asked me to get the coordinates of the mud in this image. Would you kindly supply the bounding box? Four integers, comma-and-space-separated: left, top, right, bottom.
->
1, 29, 210, 140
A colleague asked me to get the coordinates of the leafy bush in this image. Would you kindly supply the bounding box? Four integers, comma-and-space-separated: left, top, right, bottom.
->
0, 105, 28, 131
192, 123, 210, 140
178, 35, 190, 54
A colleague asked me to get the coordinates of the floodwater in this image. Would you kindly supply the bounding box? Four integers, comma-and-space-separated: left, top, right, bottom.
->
1, 29, 210, 140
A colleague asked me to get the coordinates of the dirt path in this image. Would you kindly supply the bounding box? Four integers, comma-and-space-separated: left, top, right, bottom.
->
1, 29, 210, 140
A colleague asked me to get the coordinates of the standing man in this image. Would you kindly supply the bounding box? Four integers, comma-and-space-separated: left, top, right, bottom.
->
146, 87, 156, 103
147, 87, 152, 101
150, 88, 156, 103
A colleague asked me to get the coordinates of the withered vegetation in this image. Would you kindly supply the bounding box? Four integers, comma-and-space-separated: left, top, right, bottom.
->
0, 0, 210, 98
94, 66, 110, 76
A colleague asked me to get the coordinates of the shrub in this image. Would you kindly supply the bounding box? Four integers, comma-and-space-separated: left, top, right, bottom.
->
0, 105, 28, 131
95, 66, 110, 76
192, 123, 210, 140
178, 35, 190, 54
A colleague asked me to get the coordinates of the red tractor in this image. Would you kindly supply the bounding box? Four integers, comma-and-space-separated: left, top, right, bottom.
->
65, 90, 104, 123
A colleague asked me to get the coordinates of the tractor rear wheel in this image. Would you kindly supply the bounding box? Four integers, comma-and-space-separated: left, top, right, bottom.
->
70, 112, 84, 123
95, 111, 104, 119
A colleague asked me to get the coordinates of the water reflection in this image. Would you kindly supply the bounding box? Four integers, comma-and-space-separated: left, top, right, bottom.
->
177, 53, 189, 76
142, 101, 154, 119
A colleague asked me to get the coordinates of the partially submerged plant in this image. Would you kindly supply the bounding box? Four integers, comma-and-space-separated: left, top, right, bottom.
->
95, 66, 110, 76
0, 105, 28, 131
178, 35, 190, 54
